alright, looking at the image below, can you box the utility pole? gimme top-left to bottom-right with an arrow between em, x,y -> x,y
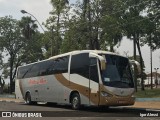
150,47 -> 153,89
150,34 -> 153,89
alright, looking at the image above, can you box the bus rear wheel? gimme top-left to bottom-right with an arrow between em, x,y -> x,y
71,93 -> 80,110
25,93 -> 32,104
25,93 -> 37,105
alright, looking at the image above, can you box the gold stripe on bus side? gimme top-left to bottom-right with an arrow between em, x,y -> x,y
55,73 -> 99,105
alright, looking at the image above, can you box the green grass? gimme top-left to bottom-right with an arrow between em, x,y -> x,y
134,88 -> 160,98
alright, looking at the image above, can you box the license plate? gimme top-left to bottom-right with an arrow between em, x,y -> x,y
118,101 -> 127,104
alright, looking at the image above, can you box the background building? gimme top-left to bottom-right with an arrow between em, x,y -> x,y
144,72 -> 160,87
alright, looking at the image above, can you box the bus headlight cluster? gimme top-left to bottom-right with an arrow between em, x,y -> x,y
101,91 -> 113,97
131,95 -> 135,100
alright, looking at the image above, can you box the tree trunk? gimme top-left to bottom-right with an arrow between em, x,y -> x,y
56,11 -> 60,55
83,0 -> 88,19
12,59 -> 20,82
136,36 -> 145,91
9,53 -> 15,94
0,76 -> 5,94
94,27 -> 100,50
87,0 -> 93,50
133,34 -> 137,92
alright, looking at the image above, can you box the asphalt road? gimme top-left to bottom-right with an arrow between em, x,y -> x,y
0,101 -> 160,120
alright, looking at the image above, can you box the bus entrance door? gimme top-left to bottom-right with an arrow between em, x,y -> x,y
89,58 -> 100,105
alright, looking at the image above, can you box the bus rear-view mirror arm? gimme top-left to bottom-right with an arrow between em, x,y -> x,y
89,53 -> 106,71
129,60 -> 141,74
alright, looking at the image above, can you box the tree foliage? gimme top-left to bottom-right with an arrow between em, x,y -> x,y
144,0 -> 160,49
0,16 -> 25,93
0,16 -> 44,93
19,16 -> 44,63
44,0 -> 69,56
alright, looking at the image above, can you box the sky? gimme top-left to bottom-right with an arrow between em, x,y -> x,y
0,0 -> 160,74
116,38 -> 160,73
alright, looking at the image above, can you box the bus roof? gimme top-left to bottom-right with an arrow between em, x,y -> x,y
18,50 -> 125,68
49,50 -> 121,59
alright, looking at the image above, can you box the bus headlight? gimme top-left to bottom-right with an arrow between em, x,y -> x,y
101,91 -> 113,97
131,95 -> 136,100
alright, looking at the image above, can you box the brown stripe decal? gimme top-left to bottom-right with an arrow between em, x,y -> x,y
55,74 -> 134,106
55,74 -> 99,105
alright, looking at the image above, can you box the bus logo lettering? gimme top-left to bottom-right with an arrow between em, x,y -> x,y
29,78 -> 47,85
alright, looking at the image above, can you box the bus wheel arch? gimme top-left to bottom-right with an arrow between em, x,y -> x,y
25,91 -> 37,105
70,91 -> 81,110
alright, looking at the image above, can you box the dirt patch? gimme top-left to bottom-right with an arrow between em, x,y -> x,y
131,101 -> 160,109
0,98 -> 24,102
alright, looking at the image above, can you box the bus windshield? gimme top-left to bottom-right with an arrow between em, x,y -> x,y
101,54 -> 134,88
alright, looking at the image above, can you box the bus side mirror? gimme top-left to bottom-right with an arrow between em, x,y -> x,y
129,60 -> 141,74
89,52 -> 106,71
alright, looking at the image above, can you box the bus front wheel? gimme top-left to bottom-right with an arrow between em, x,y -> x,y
71,93 -> 80,110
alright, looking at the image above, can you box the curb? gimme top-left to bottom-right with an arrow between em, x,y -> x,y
136,98 -> 160,102
0,94 -> 15,98
0,100 -> 24,103
113,106 -> 160,112
122,107 -> 160,111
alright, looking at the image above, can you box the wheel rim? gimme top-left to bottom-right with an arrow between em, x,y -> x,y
72,97 -> 79,109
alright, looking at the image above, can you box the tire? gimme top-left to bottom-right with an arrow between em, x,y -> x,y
25,93 -> 37,105
71,93 -> 81,110
25,93 -> 32,105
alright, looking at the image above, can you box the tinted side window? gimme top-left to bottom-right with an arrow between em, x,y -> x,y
47,56 -> 69,74
70,53 -> 89,79
38,60 -> 51,76
17,66 -> 31,79
39,56 -> 69,75
27,63 -> 40,77
17,56 -> 69,79
17,64 -> 39,79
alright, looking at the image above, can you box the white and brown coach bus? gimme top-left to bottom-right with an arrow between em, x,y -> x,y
15,50 -> 140,109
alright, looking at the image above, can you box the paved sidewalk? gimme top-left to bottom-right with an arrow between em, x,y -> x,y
131,101 -> 160,109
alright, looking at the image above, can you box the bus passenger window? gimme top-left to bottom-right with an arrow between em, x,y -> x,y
70,53 -> 89,79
